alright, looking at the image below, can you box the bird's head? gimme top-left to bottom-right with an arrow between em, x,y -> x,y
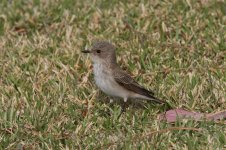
82,41 -> 117,65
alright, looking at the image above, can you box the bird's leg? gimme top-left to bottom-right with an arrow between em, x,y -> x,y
110,98 -> 114,103
118,98 -> 128,118
123,97 -> 127,103
121,97 -> 128,112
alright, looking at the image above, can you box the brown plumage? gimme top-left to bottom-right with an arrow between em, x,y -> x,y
113,67 -> 164,104
82,41 -> 165,104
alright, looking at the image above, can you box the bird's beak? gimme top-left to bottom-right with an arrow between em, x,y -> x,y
82,49 -> 91,53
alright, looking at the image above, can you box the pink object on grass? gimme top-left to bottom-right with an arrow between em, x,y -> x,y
159,109 -> 226,123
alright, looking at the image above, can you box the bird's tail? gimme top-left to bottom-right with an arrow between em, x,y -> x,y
138,87 -> 166,104
147,95 -> 166,104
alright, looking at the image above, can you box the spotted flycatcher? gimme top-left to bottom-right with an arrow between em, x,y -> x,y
82,41 -> 165,104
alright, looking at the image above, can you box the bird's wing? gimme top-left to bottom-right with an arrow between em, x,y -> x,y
113,68 -> 165,104
113,68 -> 155,97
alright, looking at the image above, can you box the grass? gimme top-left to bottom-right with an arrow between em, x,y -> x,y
0,0 -> 225,149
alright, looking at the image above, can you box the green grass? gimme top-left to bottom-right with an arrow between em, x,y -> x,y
0,0 -> 226,149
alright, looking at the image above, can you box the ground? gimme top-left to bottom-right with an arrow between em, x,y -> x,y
0,0 -> 225,149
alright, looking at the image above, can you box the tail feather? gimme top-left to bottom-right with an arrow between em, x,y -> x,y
139,87 -> 165,104
146,94 -> 165,104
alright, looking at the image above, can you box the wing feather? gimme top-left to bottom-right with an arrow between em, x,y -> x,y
113,68 -> 165,104
113,69 -> 154,97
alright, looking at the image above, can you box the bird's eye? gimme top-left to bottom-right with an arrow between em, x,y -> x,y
96,50 -> 101,53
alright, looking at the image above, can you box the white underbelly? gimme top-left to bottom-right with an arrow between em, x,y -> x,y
93,63 -> 129,98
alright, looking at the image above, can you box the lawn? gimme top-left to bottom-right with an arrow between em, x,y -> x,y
0,0 -> 225,149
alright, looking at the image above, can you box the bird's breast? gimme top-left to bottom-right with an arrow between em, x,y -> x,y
93,63 -> 129,98
93,63 -> 110,79
93,63 -> 111,90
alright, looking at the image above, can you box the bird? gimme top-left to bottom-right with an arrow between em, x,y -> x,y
82,41 -> 165,104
